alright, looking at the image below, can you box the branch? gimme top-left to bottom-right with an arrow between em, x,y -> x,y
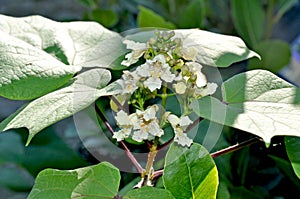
95,104 -> 144,173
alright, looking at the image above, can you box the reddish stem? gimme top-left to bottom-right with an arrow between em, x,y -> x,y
95,104 -> 144,173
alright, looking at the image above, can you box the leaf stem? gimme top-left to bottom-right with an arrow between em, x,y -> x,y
95,104 -> 144,173
152,136 -> 263,179
210,137 -> 263,158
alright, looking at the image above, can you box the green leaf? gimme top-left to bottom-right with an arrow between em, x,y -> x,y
231,0 -> 264,47
126,29 -> 260,67
191,69 -> 300,144
0,31 -> 81,100
0,69 -> 122,145
137,6 -> 176,29
178,0 -> 205,28
248,40 -> 291,73
124,186 -> 175,199
27,162 -> 120,199
0,14 -> 126,69
0,163 -> 34,191
91,9 -> 119,28
269,155 -> 300,186
163,143 -> 218,199
285,136 -> 300,178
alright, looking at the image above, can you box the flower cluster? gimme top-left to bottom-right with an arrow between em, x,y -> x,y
112,30 -> 217,147
113,105 -> 163,142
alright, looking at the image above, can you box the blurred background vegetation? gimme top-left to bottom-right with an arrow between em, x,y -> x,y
0,0 -> 300,198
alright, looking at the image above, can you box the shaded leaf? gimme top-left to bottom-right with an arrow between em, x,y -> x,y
248,40 -> 291,73
163,143 -> 218,199
191,70 -> 300,144
178,0 -> 205,28
0,163 -> 34,191
285,136 -> 300,178
231,0 -> 264,47
27,162 -> 120,199
91,9 -> 119,28
0,69 -> 122,145
137,6 -> 176,29
21,128 -> 88,176
269,155 -> 300,187
124,186 -> 175,199
0,132 -> 24,163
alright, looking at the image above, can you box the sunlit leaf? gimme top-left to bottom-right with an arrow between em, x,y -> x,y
27,162 -> 120,199
124,186 -> 175,199
0,69 -> 122,145
0,31 -> 81,100
191,70 -> 300,144
126,29 -> 260,67
0,14 -> 126,68
163,143 -> 218,199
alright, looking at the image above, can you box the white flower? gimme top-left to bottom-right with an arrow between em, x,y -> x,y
185,62 -> 207,88
174,82 -> 187,94
115,110 -> 131,127
113,105 -> 164,143
121,40 -> 147,66
174,132 -> 193,147
195,82 -> 218,97
136,54 -> 175,91
167,114 -> 193,147
113,110 -> 134,141
147,120 -> 164,137
132,128 -> 149,142
113,128 -> 131,141
143,105 -> 158,121
119,70 -> 140,94
182,47 -> 197,61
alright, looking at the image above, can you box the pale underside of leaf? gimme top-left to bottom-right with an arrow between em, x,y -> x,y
174,29 -> 260,67
0,31 -> 81,100
0,14 -> 126,68
191,70 -> 300,144
124,29 -> 260,67
0,69 -> 122,145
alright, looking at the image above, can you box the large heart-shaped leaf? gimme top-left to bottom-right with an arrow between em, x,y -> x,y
124,186 -> 175,199
0,14 -> 127,100
163,143 -> 218,199
126,29 -> 260,67
191,70 -> 300,144
0,69 -> 122,145
27,162 -> 120,199
0,31 -> 81,100
0,14 -> 126,68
